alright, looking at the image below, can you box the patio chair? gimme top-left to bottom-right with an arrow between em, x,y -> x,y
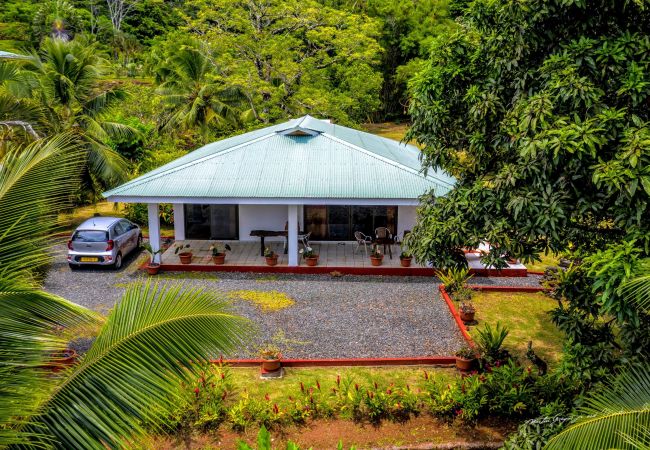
354,231 -> 372,256
375,227 -> 394,259
299,231 -> 311,249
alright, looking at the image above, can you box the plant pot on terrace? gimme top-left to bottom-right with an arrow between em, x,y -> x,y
210,242 -> 231,265
146,263 -> 161,275
264,247 -> 278,266
142,242 -> 163,275
455,346 -> 477,372
399,252 -> 412,267
369,245 -> 383,266
174,243 -> 193,264
301,247 -> 319,266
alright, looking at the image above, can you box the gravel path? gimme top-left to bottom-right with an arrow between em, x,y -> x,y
43,243 -> 542,359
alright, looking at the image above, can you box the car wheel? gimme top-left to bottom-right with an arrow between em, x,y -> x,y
69,263 -> 80,271
113,253 -> 123,270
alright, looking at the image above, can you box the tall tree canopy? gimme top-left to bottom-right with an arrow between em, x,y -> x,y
406,0 -> 650,377
181,0 -> 383,124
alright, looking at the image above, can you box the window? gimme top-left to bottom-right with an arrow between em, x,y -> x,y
304,205 -> 398,240
185,205 -> 239,240
72,230 -> 108,242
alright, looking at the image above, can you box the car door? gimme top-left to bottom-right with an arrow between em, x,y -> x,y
113,221 -> 129,254
121,220 -> 137,254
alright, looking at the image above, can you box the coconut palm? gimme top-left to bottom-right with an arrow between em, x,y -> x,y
31,38 -> 137,197
0,135 -> 250,448
155,38 -> 252,139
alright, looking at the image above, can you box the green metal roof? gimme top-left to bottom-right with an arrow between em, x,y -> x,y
103,116 -> 455,201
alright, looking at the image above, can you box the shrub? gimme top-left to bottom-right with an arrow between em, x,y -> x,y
436,267 -> 473,296
475,322 -> 510,365
124,203 -> 174,226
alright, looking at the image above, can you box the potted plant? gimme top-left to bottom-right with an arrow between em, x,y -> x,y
209,242 -> 231,265
142,242 -> 163,275
455,346 -> 476,371
300,246 -> 319,266
264,247 -> 278,266
459,301 -> 476,323
174,243 -> 192,264
399,250 -> 412,267
258,344 -> 282,371
370,244 -> 383,266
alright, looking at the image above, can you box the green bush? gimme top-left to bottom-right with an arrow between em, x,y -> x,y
436,267 -> 473,296
124,203 -> 174,226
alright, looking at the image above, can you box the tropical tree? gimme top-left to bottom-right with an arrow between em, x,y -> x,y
0,134 -> 251,447
405,0 -> 650,379
153,37 -> 252,140
182,0 -> 383,124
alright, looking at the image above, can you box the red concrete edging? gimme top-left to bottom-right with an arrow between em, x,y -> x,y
214,356 -> 456,368
439,285 -> 476,349
527,270 -> 545,276
147,263 -> 530,278
467,285 -> 548,293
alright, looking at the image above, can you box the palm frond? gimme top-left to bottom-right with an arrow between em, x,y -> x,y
621,259 -> 650,313
0,134 -> 84,277
545,366 -> 650,450
82,133 -> 129,184
25,281 -> 251,449
0,277 -> 100,447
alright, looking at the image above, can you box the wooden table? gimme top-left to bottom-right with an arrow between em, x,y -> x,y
250,230 -> 288,256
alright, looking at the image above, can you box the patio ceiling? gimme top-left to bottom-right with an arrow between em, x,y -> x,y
103,115 -> 455,204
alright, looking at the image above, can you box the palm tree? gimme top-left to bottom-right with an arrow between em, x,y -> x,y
155,38 -> 253,139
0,136 -> 250,448
545,265 -> 650,450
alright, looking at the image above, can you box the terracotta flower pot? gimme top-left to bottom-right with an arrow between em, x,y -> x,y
261,358 -> 281,372
212,254 -> 226,265
460,311 -> 475,323
400,257 -> 412,267
179,252 -> 193,264
305,256 -> 319,266
146,263 -> 161,275
455,356 -> 475,372
265,255 -> 278,266
370,255 -> 383,266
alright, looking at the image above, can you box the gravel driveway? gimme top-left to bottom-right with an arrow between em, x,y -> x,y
43,243 -> 542,359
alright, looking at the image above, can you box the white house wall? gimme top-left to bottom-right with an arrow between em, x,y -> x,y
238,204 -> 288,242
397,205 -> 417,239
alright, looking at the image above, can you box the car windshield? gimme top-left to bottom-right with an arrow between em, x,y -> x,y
73,230 -> 108,242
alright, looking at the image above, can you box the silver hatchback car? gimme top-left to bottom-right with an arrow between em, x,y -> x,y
67,217 -> 142,270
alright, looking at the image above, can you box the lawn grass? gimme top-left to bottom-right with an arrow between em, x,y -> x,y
363,122 -> 410,141
525,252 -> 561,272
467,291 -> 564,367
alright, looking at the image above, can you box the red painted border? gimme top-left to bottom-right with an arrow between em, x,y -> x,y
214,356 -> 456,367
527,270 -> 545,276
148,263 -> 528,278
467,285 -> 547,293
439,285 -> 476,349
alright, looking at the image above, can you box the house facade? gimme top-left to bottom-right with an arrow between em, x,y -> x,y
103,115 -> 454,266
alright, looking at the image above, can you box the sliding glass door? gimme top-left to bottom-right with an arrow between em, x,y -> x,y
304,205 -> 397,240
184,205 -> 239,240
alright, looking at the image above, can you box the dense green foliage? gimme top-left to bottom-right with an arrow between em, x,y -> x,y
406,0 -> 650,446
406,0 -> 650,374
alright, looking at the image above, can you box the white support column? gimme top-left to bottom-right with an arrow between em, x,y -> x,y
298,204 -> 304,230
288,204 -> 299,266
147,203 -> 161,264
172,203 -> 185,241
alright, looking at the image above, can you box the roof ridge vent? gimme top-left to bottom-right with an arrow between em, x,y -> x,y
278,126 -> 321,137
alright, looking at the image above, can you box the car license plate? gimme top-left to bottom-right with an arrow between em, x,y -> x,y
80,257 -> 99,262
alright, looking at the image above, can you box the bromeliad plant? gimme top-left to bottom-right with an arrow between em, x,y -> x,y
436,267 -> 473,296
